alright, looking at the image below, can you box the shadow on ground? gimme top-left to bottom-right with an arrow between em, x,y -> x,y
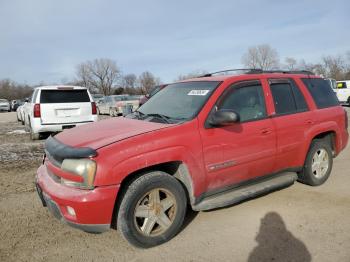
248,212 -> 311,262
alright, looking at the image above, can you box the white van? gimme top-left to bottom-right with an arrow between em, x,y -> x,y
334,80 -> 350,105
24,86 -> 98,140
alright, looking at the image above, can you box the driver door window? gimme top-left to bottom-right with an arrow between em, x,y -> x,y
217,82 -> 267,122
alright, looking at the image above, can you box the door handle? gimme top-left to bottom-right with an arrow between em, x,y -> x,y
306,119 -> 314,125
261,128 -> 272,135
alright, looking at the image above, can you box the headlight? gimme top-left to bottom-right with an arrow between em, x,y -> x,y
61,159 -> 97,189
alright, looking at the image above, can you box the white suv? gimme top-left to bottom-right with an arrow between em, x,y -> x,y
335,80 -> 350,105
24,86 -> 98,140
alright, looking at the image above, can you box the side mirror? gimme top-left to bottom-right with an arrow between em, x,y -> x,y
209,109 -> 239,126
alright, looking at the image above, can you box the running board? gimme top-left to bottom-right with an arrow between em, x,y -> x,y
193,172 -> 298,211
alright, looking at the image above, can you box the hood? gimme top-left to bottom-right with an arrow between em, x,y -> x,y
55,117 -> 171,149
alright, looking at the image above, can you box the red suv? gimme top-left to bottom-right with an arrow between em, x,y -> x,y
36,70 -> 348,248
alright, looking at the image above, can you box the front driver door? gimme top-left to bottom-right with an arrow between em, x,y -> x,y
199,80 -> 277,192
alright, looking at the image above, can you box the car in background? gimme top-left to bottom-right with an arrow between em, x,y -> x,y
92,94 -> 104,103
97,95 -> 126,115
23,86 -> 98,140
0,99 -> 10,112
15,101 -> 25,123
11,100 -> 23,112
17,104 -> 24,123
335,80 -> 350,105
109,95 -> 141,116
139,85 -> 167,106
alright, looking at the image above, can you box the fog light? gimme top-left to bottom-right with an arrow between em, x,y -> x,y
66,206 -> 76,217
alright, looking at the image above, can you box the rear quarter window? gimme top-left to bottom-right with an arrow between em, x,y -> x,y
301,78 -> 339,108
40,90 -> 90,103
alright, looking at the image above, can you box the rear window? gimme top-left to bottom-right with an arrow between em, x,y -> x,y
337,82 -> 347,89
40,90 -> 90,103
301,78 -> 339,108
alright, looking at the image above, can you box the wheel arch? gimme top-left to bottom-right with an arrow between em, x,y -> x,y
301,128 -> 337,168
110,161 -> 195,229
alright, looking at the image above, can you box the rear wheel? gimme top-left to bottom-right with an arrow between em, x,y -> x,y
109,108 -> 114,117
117,171 -> 187,248
28,118 -> 40,140
298,139 -> 333,186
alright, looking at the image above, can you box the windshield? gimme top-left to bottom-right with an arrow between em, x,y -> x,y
137,81 -> 220,122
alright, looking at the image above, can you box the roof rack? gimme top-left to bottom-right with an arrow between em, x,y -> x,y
258,70 -> 315,75
200,69 -> 261,77
200,69 -> 314,77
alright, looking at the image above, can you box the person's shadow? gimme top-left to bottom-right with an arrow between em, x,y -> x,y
248,212 -> 311,262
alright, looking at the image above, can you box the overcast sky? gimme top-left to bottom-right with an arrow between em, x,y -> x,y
1,0 -> 349,84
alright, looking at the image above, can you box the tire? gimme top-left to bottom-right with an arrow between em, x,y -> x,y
298,139 -> 333,186
24,117 -> 30,132
117,171 -> 187,248
109,109 -> 114,117
28,119 -> 40,140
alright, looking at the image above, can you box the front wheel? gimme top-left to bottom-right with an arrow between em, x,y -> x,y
117,171 -> 187,248
298,140 -> 333,186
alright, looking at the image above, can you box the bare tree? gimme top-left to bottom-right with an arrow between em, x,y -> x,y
322,55 -> 346,80
76,58 -> 121,95
284,57 -> 297,70
138,71 -> 160,94
175,70 -> 208,81
0,79 -> 33,100
241,44 -> 279,70
122,73 -> 137,89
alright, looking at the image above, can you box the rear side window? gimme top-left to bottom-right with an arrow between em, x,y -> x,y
302,78 -> 339,108
40,90 -> 90,103
269,80 -> 308,115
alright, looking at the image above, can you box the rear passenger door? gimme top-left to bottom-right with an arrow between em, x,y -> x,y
268,78 -> 313,171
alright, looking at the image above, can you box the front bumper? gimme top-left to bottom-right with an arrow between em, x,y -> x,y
36,164 -> 120,233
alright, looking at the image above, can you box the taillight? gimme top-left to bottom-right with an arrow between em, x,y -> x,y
91,102 -> 97,115
34,104 -> 41,118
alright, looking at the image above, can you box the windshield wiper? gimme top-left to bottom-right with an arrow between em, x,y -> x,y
144,113 -> 172,123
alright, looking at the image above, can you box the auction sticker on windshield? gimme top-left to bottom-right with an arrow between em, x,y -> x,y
187,90 -> 210,96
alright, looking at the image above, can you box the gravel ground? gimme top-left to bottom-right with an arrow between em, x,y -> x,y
0,110 -> 349,262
